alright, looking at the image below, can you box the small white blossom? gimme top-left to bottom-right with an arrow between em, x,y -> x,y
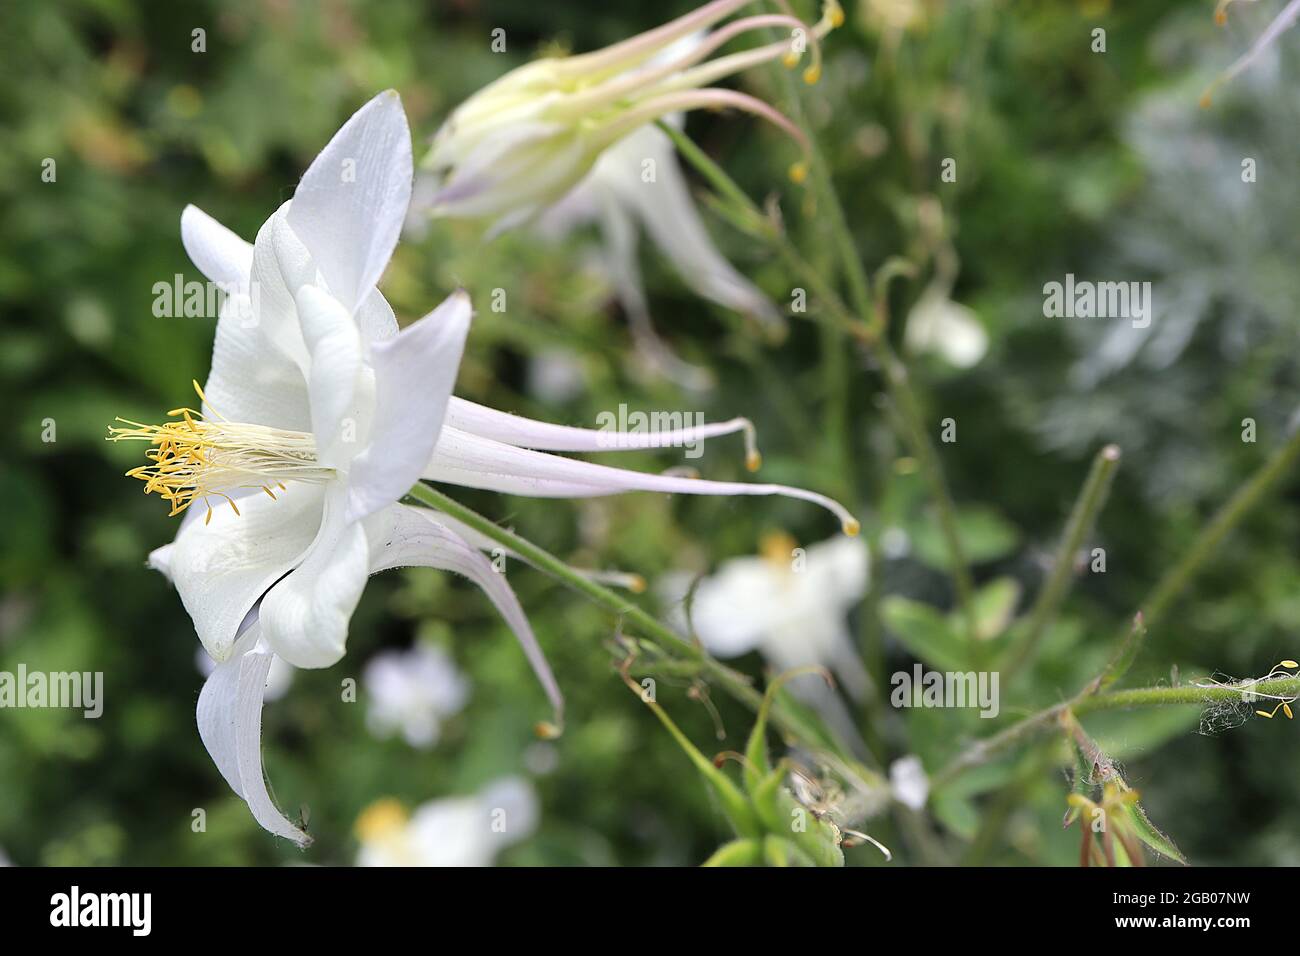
363,644 -> 470,749
355,778 -> 537,867
889,755 -> 929,811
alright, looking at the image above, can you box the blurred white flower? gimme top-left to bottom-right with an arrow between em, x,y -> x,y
420,0 -> 844,231
536,119 -> 782,389
363,644 -> 470,749
355,777 -> 538,867
903,285 -> 987,369
525,348 -> 588,405
889,755 -> 929,810
0,847 -> 11,867
661,531 -> 871,736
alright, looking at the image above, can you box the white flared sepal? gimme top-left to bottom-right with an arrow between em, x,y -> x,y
371,504 -> 563,727
196,626 -> 310,846
346,291 -> 473,522
287,90 -> 413,313
180,204 -> 254,291
599,125 -> 782,327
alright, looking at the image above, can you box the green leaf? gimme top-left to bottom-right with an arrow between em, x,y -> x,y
1122,801 -> 1187,865
882,596 -> 971,671
701,838 -> 763,867
931,790 -> 981,840
966,576 -> 1022,641
912,505 -> 1019,570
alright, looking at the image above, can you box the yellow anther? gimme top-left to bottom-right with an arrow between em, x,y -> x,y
789,161 -> 809,184
534,721 -> 563,740
107,384 -> 328,517
782,50 -> 800,69
1280,660 -> 1299,669
803,65 -> 822,85
826,0 -> 845,29
842,517 -> 861,537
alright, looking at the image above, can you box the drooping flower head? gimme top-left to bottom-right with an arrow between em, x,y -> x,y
422,0 -> 845,231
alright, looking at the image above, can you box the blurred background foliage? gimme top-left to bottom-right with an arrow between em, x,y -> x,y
3,0 -> 1300,865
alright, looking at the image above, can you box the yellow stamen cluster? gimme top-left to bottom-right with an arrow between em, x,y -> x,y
108,382 -> 329,523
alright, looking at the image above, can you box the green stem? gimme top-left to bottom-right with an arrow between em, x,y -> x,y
1004,444 -> 1121,678
932,675 -> 1300,791
404,482 -> 883,785
1134,426 -> 1300,632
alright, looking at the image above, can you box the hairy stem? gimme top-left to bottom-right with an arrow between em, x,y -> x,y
932,675 -> 1300,790
1134,425 -> 1300,632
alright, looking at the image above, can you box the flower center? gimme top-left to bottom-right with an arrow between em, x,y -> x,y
108,381 -> 331,523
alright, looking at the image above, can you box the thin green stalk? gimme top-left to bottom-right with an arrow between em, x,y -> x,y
931,675 -> 1300,790
1004,444 -> 1121,678
1134,425 -> 1300,632
404,482 -> 884,786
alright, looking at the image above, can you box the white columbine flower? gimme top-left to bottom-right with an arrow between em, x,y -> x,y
113,91 -> 856,845
355,777 -> 537,867
663,531 -> 870,702
421,0 -> 844,232
364,643 -> 470,748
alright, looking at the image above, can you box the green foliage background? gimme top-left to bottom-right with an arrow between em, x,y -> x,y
2,0 -> 1299,865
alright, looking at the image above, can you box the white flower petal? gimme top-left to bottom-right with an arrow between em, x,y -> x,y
164,483 -> 326,662
445,397 -> 750,453
286,90 -> 412,313
294,285 -> 364,466
346,291 -> 472,523
196,625 -> 310,845
180,204 -> 253,290
357,287 -> 399,342
424,426 -> 858,532
371,505 -> 563,725
598,125 -> 781,326
258,485 -> 378,668
904,288 -> 988,369
889,755 -> 930,811
200,206 -> 314,432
